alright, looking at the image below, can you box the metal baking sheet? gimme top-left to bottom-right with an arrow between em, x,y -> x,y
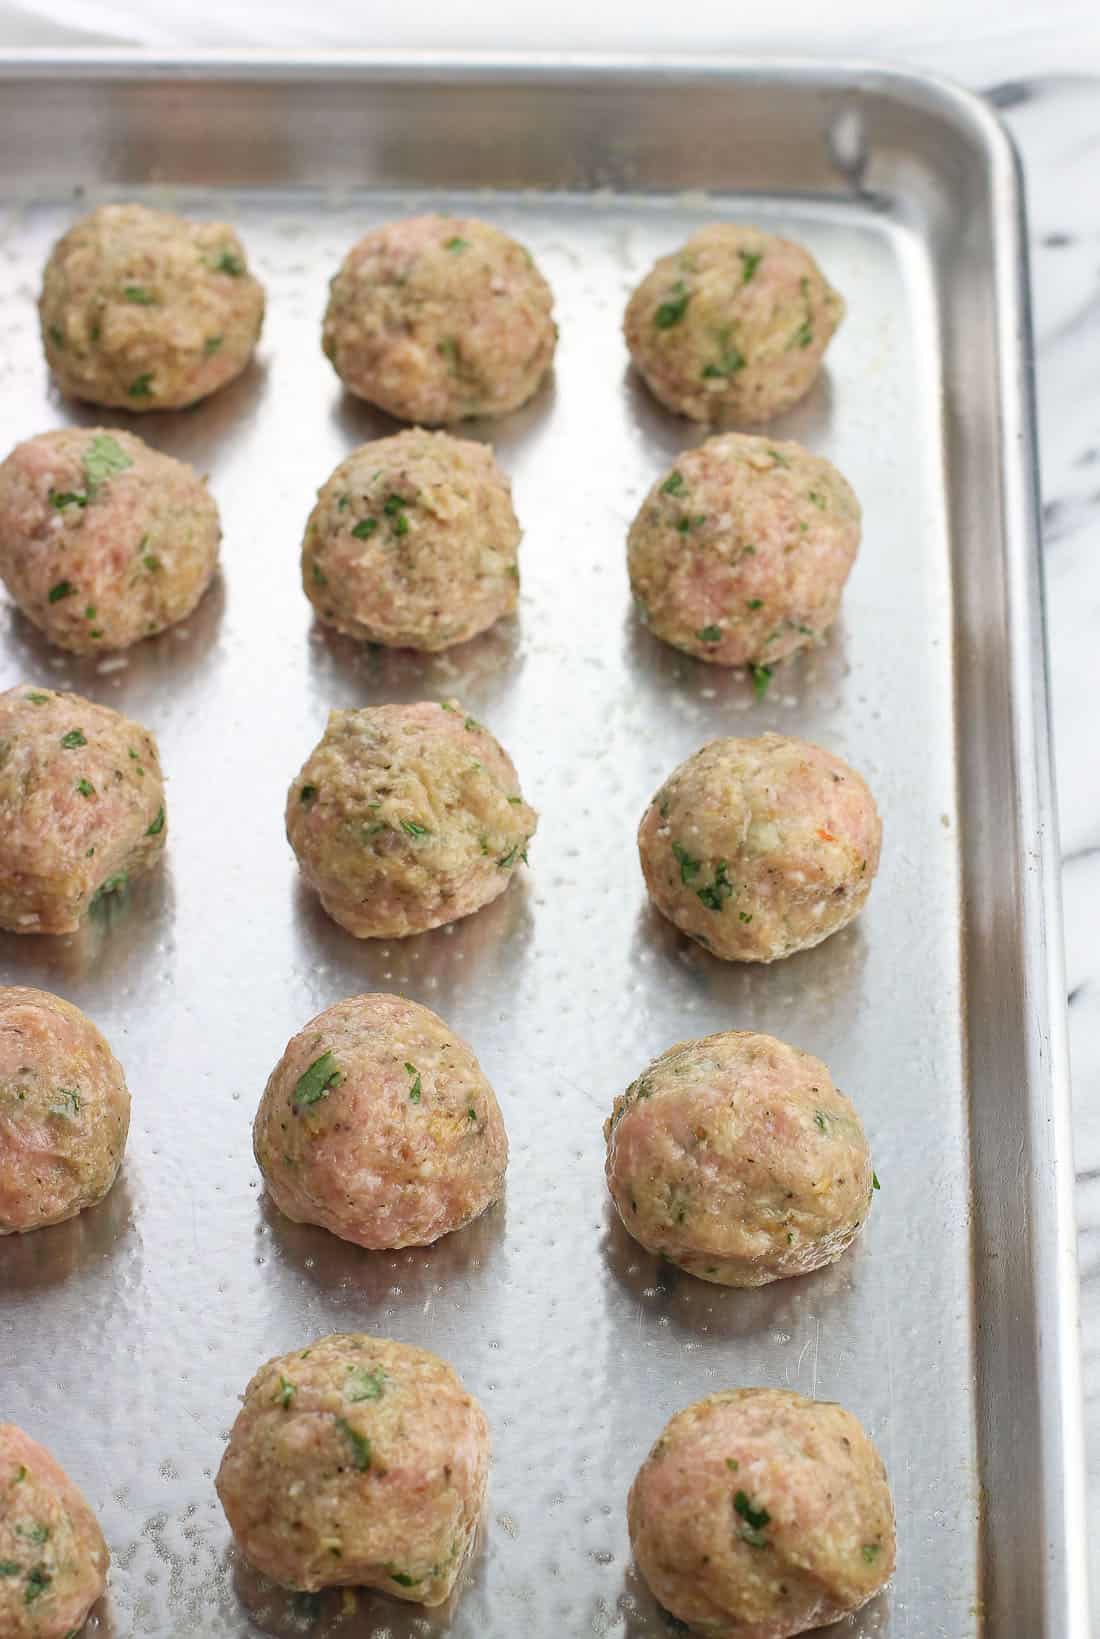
0,53 -> 1087,1639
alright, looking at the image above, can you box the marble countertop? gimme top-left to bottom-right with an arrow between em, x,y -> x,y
1,0 -> 1098,1621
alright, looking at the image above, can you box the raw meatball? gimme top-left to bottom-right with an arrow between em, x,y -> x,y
0,1424 -> 109,1638
638,733 -> 881,962
255,993 -> 507,1249
302,429 -> 520,651
624,225 -> 844,424
628,435 -> 859,668
0,986 -> 130,1235
629,1389 -> 893,1637
0,427 -> 219,653
604,1031 -> 872,1286
216,1333 -> 489,1604
39,202 -> 264,411
322,215 -> 556,423
0,684 -> 167,935
286,700 -> 536,939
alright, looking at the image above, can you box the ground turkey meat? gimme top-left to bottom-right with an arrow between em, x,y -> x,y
628,1388 -> 895,1637
322,215 -> 556,423
604,1031 -> 873,1286
286,700 -> 536,939
628,434 -> 859,668
302,429 -> 520,651
0,427 -> 219,653
624,224 -> 843,424
39,202 -> 264,411
216,1333 -> 489,1606
0,684 -> 167,934
0,986 -> 130,1235
638,733 -> 881,962
254,993 -> 507,1249
0,1423 -> 109,1639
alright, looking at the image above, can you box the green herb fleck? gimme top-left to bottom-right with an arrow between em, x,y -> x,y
696,625 -> 722,643
48,580 -> 74,604
203,334 -> 223,354
0,1561 -> 19,1575
734,1490 -> 771,1547
60,729 -> 86,749
347,1366 -> 385,1402
752,664 -> 773,701
814,1110 -> 830,1132
124,284 -> 155,304
401,819 -> 430,839
85,606 -> 96,620
702,344 -> 745,380
214,250 -> 245,276
49,488 -> 86,511
47,323 -> 65,349
128,372 -> 154,399
392,510 -> 410,537
50,1088 -> 82,1117
872,1172 -> 881,1191
300,785 -> 318,806
507,794 -> 523,804
276,1376 -> 296,1408
389,1569 -> 420,1587
25,1566 -> 51,1604
792,319 -> 814,348
405,1063 -> 422,1103
661,471 -> 685,496
383,494 -> 411,516
767,448 -> 790,468
726,1458 -> 739,1472
444,236 -> 469,252
808,490 -> 826,510
143,553 -> 162,573
91,873 -> 127,906
739,911 -> 753,923
25,692 -> 48,705
76,778 -> 95,798
746,598 -> 763,610
310,559 -> 328,587
697,860 -> 733,912
335,1418 -> 372,1471
655,282 -> 690,329
467,1107 -> 477,1122
862,1543 -> 881,1563
464,716 -> 481,733
351,516 -> 378,539
671,842 -> 701,884
497,843 -> 521,868
293,1051 -> 341,1110
739,249 -> 762,283
146,806 -> 165,837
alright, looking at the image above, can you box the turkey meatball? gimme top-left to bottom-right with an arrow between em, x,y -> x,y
302,429 -> 520,651
638,733 -> 880,962
286,700 -> 536,939
322,215 -> 556,423
254,993 -> 507,1249
0,684 -> 167,934
0,986 -> 130,1235
39,202 -> 264,411
0,1424 -> 109,1639
0,427 -> 219,653
628,435 -> 859,668
628,1389 -> 895,1637
604,1031 -> 872,1286
624,225 -> 843,424
216,1333 -> 489,1605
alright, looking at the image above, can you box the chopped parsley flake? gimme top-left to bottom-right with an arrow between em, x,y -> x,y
24,1566 -> 51,1604
464,716 -> 481,732
49,488 -> 86,510
752,663 -> 773,701
767,448 -> 790,468
792,319 -> 814,348
76,778 -> 95,798
405,1063 -> 422,1103
389,1569 -> 419,1587
814,1110 -> 830,1132
47,323 -> 64,348
671,842 -> 700,884
809,490 -> 826,509
702,345 -> 745,379
467,1107 -> 477,1122
739,249 -> 762,283
124,284 -> 155,304
383,494 -> 411,516
746,598 -> 763,610
203,335 -> 223,354
299,785 -> 318,806
347,1366 -> 385,1402
862,1543 -> 881,1563
497,843 -> 521,868
145,806 -> 165,837
401,819 -> 430,839
60,729 -> 86,749
738,911 -> 753,923
507,794 -> 523,804
214,250 -> 245,276
91,872 -> 127,905
25,692 -> 48,705
293,1051 -> 341,1110
392,510 -> 410,536
143,554 -> 162,573
872,1172 -> 881,1191
444,237 -> 469,252
734,1490 -> 771,1547
276,1376 -> 296,1408
697,860 -> 733,912
696,625 -> 722,643
335,1418 -> 372,1471
311,559 -> 328,586
661,471 -> 685,495
128,372 -> 154,399
48,580 -> 75,604
726,1458 -> 739,1472
655,282 -> 690,329
351,517 -> 378,539
0,1560 -> 18,1574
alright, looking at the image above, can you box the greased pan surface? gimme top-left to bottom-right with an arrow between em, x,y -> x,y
0,54 -> 1086,1639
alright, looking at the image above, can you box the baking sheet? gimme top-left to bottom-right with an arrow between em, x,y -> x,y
0,55 -> 1085,1639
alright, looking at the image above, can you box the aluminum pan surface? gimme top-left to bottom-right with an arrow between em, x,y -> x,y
0,56 -> 1080,1639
